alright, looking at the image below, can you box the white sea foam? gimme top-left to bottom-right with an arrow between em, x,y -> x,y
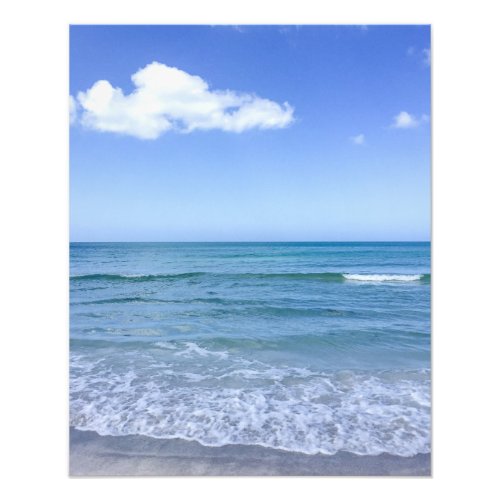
153,341 -> 177,350
343,274 -> 423,282
70,351 -> 430,457
217,366 -> 315,382
175,342 -> 229,360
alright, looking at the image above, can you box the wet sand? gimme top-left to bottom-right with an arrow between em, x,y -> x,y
69,428 -> 431,476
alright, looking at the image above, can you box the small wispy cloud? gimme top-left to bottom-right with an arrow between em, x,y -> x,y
350,133 -> 365,145
391,111 -> 429,129
71,62 -> 294,140
278,26 -> 301,39
422,48 -> 431,66
407,46 -> 431,67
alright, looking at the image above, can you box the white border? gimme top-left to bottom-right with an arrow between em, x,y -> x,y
2,0 -> 500,498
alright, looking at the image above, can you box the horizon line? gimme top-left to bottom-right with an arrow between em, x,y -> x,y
70,240 -> 431,244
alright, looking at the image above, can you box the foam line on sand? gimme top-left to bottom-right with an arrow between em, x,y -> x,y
69,428 -> 431,476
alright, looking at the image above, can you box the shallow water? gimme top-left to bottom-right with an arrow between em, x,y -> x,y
70,242 -> 430,456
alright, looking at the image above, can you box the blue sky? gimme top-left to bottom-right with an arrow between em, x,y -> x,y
70,25 -> 430,241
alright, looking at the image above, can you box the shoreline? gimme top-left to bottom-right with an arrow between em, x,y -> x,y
69,428 -> 431,476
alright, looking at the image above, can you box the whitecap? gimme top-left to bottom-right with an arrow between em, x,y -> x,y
343,274 -> 423,282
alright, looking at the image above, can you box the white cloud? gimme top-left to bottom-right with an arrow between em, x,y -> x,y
391,111 -> 429,129
73,62 -> 294,139
422,48 -> 431,66
393,111 -> 418,128
350,133 -> 365,145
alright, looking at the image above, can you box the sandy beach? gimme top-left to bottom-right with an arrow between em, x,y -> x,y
70,428 -> 431,476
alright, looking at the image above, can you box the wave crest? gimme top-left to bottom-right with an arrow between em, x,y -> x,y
343,274 -> 428,282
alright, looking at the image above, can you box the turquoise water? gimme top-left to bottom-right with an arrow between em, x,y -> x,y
70,242 -> 431,456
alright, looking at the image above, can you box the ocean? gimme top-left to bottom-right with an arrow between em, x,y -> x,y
70,242 -> 431,457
